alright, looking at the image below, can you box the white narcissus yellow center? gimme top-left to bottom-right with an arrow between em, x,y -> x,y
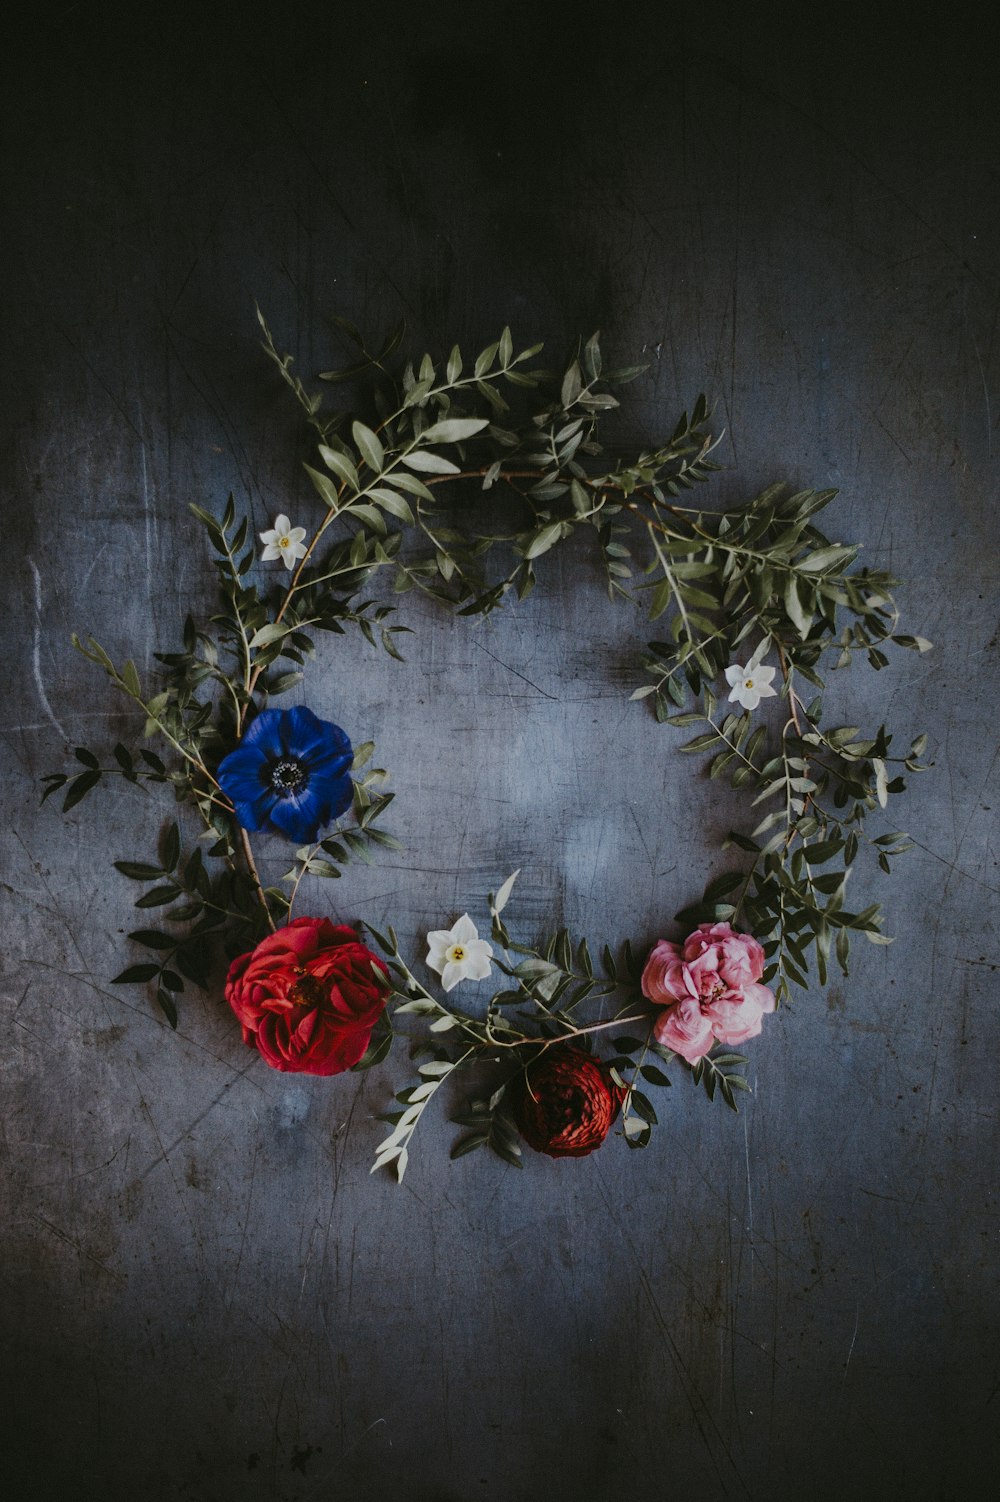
724,646 -> 779,712
259,513 -> 308,571
426,913 -> 494,993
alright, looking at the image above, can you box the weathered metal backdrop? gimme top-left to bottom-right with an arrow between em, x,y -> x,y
3,6 -> 998,1500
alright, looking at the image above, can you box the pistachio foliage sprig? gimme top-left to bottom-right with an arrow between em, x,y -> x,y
627,488 -> 933,1003
257,309 -> 720,619
254,311 -> 929,1008
44,307 -> 927,1131
48,619 -> 399,1029
365,875 -> 750,1180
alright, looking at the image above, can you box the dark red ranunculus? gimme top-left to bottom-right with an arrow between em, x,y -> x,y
224,917 -> 389,1075
510,1047 -> 624,1159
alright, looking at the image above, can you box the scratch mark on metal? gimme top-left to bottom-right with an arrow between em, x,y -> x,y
475,639 -> 560,700
843,1307 -> 861,1384
137,1058 -> 259,1183
594,1171 -> 753,1498
28,557 -> 67,740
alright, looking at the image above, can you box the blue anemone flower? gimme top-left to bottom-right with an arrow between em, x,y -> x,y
217,706 -> 353,844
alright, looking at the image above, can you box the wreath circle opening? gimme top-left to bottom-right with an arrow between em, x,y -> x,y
49,311 -> 931,1180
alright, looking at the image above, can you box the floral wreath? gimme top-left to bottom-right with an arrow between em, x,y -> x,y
45,311 -> 930,1178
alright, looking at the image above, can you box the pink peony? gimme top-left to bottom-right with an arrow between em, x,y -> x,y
641,922 -> 775,1064
654,995 -> 716,1064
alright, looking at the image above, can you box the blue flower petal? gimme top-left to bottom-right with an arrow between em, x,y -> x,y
217,745 -> 266,792
233,789 -> 276,833
219,706 -> 357,843
217,746 -> 271,830
324,771 -> 355,820
240,709 -> 285,760
268,787 -> 325,843
305,748 -> 353,782
287,706 -> 352,764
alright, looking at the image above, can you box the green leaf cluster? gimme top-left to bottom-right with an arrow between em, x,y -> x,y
44,309 -> 928,1176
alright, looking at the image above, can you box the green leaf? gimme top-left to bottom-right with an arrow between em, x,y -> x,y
62,770 -> 101,811
135,885 -> 181,909
318,444 -> 359,492
400,449 -> 460,475
352,420 -> 385,473
352,1027 -> 393,1071
188,502 -> 223,538
680,732 -> 718,753
798,544 -> 858,572
114,860 -> 165,880
128,928 -> 175,949
72,634 -> 114,673
156,987 -> 178,1029
629,1090 -> 658,1126
368,487 -> 414,523
421,418 -> 489,444
892,634 -> 933,653
352,740 -> 375,770
451,1131 -> 490,1159
403,376 -> 434,408
561,361 -> 583,407
249,622 -> 291,649
492,869 -> 520,916
112,963 -> 160,984
385,470 -> 435,501
474,342 -> 499,377
303,462 -> 342,510
514,957 -> 561,983
491,1136 -> 523,1168
163,822 -> 180,870
121,660 -> 142,697
802,839 -> 844,865
524,523 -> 563,560
783,577 -> 813,638
348,503 -> 386,534
267,671 -> 303,696
623,1116 -> 651,1147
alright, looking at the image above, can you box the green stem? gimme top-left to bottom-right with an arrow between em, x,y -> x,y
240,828 -> 276,931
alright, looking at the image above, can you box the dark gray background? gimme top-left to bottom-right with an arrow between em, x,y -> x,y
3,5 -> 998,1499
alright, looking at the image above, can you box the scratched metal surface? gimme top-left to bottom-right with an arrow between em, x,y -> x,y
3,8 -> 998,1500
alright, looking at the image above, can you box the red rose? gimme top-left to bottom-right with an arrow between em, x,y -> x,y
510,1047 -> 624,1159
224,917 -> 389,1076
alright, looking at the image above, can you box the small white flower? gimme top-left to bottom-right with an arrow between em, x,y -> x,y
724,644 -> 778,711
260,514 -> 307,571
426,913 -> 494,993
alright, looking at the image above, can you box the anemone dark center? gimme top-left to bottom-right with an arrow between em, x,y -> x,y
269,757 -> 307,794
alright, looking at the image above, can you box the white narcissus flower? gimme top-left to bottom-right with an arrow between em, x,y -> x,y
724,643 -> 778,711
260,514 -> 307,571
426,913 -> 494,993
